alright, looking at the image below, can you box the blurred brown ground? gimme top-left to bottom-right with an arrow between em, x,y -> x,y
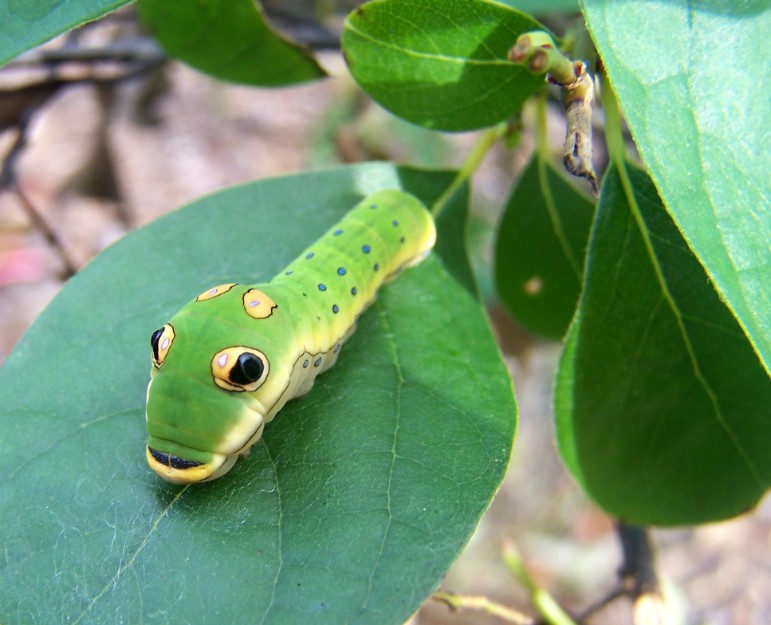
0,53 -> 768,625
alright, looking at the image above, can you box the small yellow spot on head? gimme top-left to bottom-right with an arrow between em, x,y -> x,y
523,276 -> 543,296
243,289 -> 277,319
196,283 -> 237,301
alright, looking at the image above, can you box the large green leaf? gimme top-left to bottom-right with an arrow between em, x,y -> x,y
137,0 -> 325,86
556,163 -> 771,526
582,0 -> 771,375
0,164 -> 516,624
495,156 -> 595,339
342,0 -> 546,131
0,0 -> 128,67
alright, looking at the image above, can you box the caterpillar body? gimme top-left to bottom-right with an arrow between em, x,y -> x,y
146,190 -> 436,483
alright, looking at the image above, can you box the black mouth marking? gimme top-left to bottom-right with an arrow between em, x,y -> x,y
148,447 -> 204,470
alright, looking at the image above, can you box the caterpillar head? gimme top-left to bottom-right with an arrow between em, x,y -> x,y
144,288 -> 280,484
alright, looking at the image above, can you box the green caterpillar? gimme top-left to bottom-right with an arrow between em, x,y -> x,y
146,190 -> 436,483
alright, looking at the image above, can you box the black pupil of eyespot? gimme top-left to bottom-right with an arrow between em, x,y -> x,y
230,353 -> 264,385
150,328 -> 164,360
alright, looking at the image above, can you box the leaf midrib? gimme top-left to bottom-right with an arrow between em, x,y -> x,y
345,22 -> 512,67
616,162 -> 764,489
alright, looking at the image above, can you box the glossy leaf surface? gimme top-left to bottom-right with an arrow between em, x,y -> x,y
343,0 -> 546,131
556,163 -> 771,525
495,156 -> 595,339
0,164 -> 516,624
583,0 -> 771,374
0,0 -> 127,67
137,0 -> 325,86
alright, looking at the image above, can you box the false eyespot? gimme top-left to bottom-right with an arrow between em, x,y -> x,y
211,346 -> 270,392
196,283 -> 237,301
150,324 -> 175,368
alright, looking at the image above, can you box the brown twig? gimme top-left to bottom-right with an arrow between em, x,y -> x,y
554,62 -> 597,195
617,524 -> 659,592
433,591 -> 535,625
13,185 -> 79,279
0,89 -> 78,277
509,31 -> 598,194
0,115 -> 32,188
8,39 -> 166,70
0,83 -> 79,278
0,31 -> 170,270
615,522 -> 673,625
573,586 -> 629,622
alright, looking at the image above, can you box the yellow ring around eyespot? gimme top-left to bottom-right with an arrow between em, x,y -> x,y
153,324 -> 176,368
211,346 -> 270,393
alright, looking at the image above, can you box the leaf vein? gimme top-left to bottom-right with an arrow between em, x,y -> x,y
71,485 -> 190,625
351,302 -> 402,621
618,165 -> 765,488
346,22 -> 511,67
257,441 -> 284,624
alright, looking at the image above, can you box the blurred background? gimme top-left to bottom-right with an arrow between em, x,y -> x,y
0,6 -> 768,625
